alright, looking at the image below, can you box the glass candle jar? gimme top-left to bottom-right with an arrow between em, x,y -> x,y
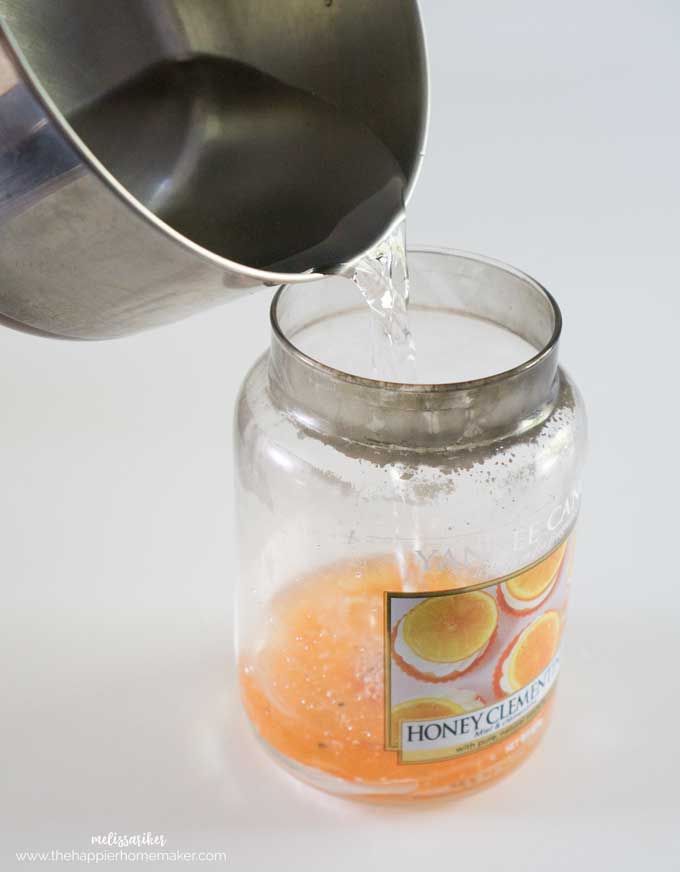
235,249 -> 587,802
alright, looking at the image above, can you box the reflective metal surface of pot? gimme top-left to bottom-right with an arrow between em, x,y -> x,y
0,1 -> 428,338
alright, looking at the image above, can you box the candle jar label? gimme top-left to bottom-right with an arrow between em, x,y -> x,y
385,537 -> 572,763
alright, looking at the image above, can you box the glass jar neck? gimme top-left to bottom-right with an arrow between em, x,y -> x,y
268,249 -> 562,453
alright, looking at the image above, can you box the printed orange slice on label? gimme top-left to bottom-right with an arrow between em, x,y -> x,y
391,698 -> 465,743
505,543 -> 566,603
402,591 -> 498,663
494,610 -> 561,695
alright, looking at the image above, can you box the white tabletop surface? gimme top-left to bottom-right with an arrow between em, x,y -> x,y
2,1 -> 679,868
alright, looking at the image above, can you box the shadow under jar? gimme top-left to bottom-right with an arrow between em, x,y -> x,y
235,249 -> 587,802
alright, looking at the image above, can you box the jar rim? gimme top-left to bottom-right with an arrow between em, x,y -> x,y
270,246 -> 562,394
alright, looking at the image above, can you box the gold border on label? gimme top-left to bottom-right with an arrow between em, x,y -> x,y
383,533 -> 572,756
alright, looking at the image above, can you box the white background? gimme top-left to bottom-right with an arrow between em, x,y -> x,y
2,1 -> 679,868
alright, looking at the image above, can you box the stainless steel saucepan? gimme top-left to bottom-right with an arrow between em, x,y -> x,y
0,0 -> 428,339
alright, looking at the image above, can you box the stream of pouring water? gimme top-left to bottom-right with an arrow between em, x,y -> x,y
351,222 -> 418,384
350,221 -> 419,589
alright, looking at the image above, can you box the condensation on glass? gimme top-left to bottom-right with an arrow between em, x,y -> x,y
235,250 -> 587,801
